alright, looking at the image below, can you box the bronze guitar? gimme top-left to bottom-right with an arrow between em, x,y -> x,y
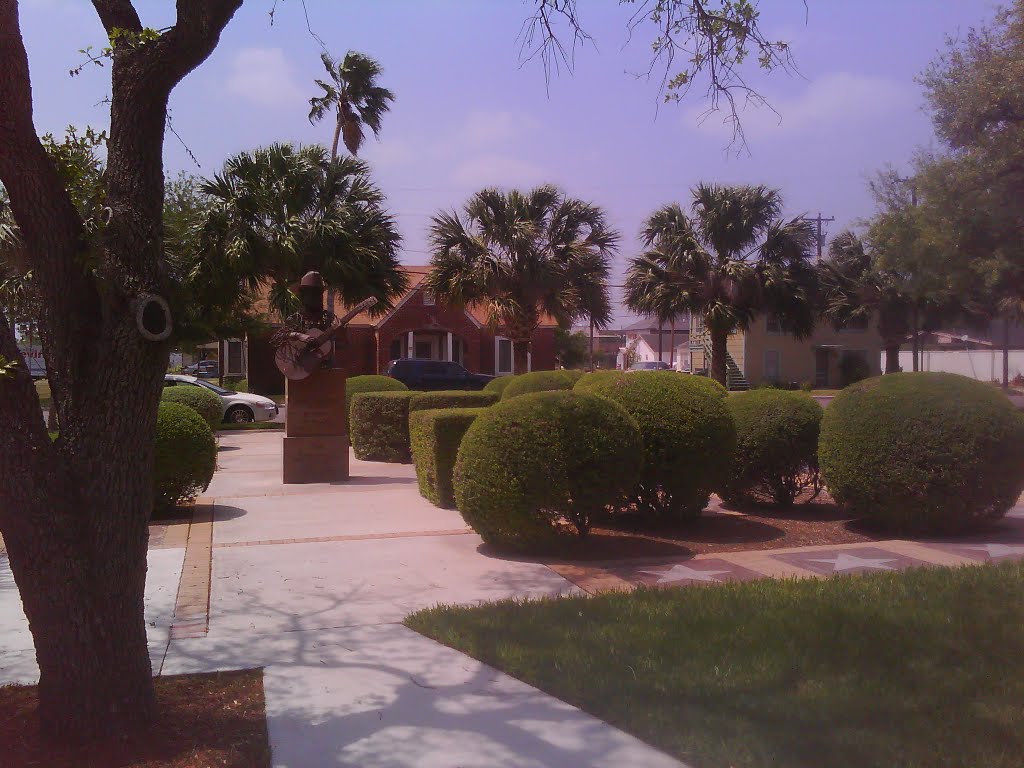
275,297 -> 377,380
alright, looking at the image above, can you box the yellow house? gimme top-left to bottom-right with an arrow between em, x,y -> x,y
689,312 -> 883,390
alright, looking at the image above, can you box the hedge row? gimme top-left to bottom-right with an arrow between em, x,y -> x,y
161,385 -> 222,430
501,370 -> 579,400
350,391 -> 419,462
409,391 -> 498,412
345,375 -> 408,432
410,407 -> 486,508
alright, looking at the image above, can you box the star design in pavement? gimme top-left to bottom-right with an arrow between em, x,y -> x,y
639,564 -> 732,584
962,543 -> 1024,558
807,553 -> 898,573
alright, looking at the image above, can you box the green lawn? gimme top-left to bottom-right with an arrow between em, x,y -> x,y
407,562 -> 1024,768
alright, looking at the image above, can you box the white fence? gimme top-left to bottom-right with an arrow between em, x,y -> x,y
892,350 -> 1024,383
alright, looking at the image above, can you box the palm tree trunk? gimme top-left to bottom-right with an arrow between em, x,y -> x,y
669,319 -> 676,369
884,343 -> 901,374
331,114 -> 343,159
1003,317 -> 1010,392
657,320 -> 664,363
710,325 -> 728,387
513,340 -> 530,375
588,318 -> 594,372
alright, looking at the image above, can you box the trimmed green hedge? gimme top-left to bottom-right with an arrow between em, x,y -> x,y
346,375 -> 408,432
501,370 -> 577,400
685,374 -> 728,399
409,390 -> 499,413
454,391 -> 643,552
561,369 -> 585,384
483,376 -> 516,395
154,401 -> 216,512
350,390 -> 419,462
410,407 -> 485,508
573,370 -> 624,393
161,384 -> 222,430
579,370 -> 736,519
819,372 -> 1024,534
724,389 -> 823,507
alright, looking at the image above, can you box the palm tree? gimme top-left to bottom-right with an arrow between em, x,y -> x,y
309,51 -> 395,158
426,185 -> 618,374
194,143 -> 406,320
818,230 -> 913,374
625,184 -> 818,387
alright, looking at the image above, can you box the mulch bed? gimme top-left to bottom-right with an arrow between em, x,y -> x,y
0,669 -> 271,768
534,492 -> 884,563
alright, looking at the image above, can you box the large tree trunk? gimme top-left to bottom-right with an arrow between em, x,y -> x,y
709,324 -> 728,387
0,0 -> 242,743
883,343 -> 901,374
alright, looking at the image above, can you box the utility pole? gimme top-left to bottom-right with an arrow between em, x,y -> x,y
800,212 -> 835,263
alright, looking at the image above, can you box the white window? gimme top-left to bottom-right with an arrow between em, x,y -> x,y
496,338 -> 513,375
226,339 -> 245,376
423,291 -> 435,306
764,350 -> 781,381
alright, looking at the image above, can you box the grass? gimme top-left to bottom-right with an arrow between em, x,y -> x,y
407,562 -> 1024,768
217,421 -> 284,431
0,668 -> 270,767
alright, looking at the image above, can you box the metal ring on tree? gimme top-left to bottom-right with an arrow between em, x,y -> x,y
135,294 -> 173,342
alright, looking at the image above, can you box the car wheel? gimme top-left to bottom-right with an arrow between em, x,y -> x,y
225,405 -> 254,424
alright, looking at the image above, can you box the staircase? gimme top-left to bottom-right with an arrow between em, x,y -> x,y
701,340 -> 750,391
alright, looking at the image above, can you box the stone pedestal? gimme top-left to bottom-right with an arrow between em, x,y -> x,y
283,368 -> 350,483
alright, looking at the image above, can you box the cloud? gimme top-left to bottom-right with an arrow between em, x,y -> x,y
461,110 -> 541,146
686,72 -> 910,140
225,48 -> 304,108
451,154 -> 548,188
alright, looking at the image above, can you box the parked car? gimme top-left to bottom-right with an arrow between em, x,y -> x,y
164,374 -> 278,423
182,360 -> 219,378
385,359 -> 493,391
628,361 -> 673,371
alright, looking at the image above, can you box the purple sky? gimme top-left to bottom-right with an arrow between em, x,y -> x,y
17,0 -> 999,321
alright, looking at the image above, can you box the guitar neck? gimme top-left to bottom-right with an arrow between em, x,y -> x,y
308,297 -> 378,345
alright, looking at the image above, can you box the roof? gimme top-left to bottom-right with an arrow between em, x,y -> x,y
337,265 -> 559,329
919,322 -> 1024,349
623,315 -> 690,333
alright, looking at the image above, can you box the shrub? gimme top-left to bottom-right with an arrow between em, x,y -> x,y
819,372 -> 1024,534
573,369 -> 625,393
580,370 -> 736,519
561,369 -> 585,384
350,390 -> 419,462
501,370 -> 577,400
683,373 -> 728,399
724,389 -> 823,507
410,408 -> 485,508
224,377 -> 248,393
483,375 -> 515,395
154,401 -> 216,512
454,391 -> 643,551
409,391 -> 499,413
161,385 -> 222,430
346,375 -> 408,432
839,353 -> 872,388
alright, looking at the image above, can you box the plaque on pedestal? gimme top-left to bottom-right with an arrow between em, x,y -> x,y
285,368 -> 347,438
283,434 -> 350,484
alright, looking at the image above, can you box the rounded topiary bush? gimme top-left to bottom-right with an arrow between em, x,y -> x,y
161,384 -> 223,430
483,375 -> 516,395
560,369 -> 585,384
501,370 -> 577,400
819,372 -> 1024,534
346,375 -> 408,432
581,370 -> 736,519
154,401 -> 216,512
685,374 -> 728,399
724,389 -> 823,507
454,390 -> 643,552
573,369 -> 624,393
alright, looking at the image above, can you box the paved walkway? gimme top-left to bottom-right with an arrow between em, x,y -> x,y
2,429 -> 1023,767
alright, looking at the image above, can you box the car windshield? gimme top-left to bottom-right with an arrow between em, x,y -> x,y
194,380 -> 235,396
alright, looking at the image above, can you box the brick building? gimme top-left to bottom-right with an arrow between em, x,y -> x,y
245,266 -> 558,395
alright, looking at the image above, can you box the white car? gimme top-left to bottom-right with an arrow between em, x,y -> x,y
163,374 -> 279,423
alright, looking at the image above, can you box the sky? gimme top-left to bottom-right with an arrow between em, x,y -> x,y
16,0 -> 1001,322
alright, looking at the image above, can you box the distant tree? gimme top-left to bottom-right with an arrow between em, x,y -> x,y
555,327 -> 589,368
625,184 -> 817,387
426,185 -> 617,374
195,143 -> 406,320
309,51 -> 395,158
912,0 -> 1024,387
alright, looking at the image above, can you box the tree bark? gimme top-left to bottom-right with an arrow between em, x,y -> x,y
710,324 -> 728,387
331,111 -> 343,159
669,319 -> 676,369
0,0 -> 242,743
657,320 -> 664,363
883,343 -> 901,374
588,318 -> 594,372
911,306 -> 920,372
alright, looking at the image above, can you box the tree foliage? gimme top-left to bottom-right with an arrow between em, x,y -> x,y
308,50 -> 395,158
426,185 -> 617,374
625,184 -> 817,386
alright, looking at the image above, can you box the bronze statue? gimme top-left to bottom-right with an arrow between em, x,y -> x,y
272,271 -> 376,380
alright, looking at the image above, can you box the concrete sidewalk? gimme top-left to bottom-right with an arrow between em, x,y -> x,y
163,430 -> 686,767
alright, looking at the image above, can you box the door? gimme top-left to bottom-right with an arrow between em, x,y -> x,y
496,338 -> 513,376
814,348 -> 830,388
